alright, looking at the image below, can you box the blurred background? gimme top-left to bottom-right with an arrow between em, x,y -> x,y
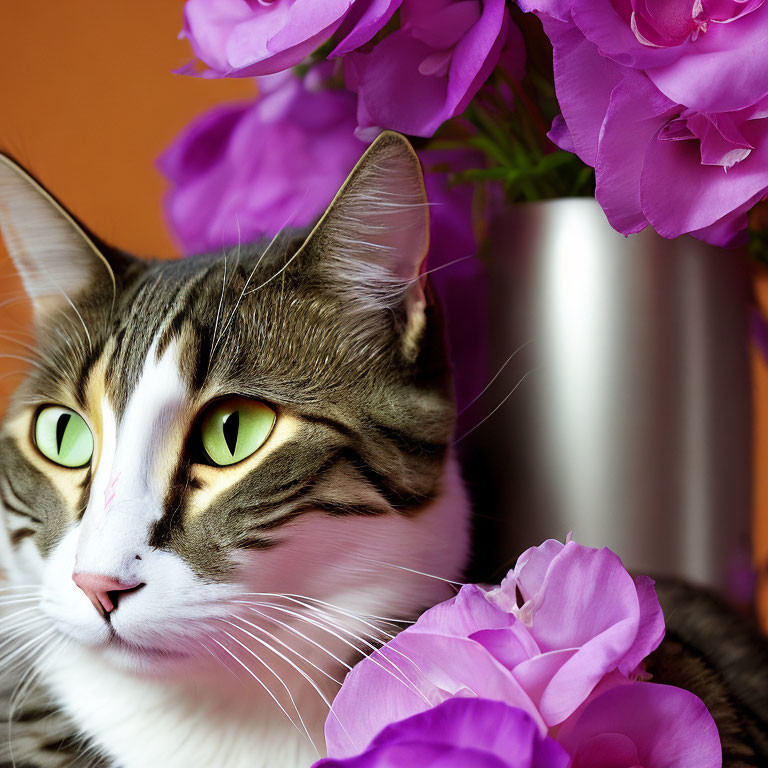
1,3 -> 767,624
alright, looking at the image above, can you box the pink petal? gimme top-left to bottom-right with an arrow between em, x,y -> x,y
640,114 -> 768,237
346,30 -> 452,136
325,633 -> 544,758
445,0 -> 509,117
331,0 -> 403,56
511,649 -> 578,710
571,733 -> 642,768
470,626 -> 541,669
547,19 -> 624,167
618,576 -> 665,675
570,0 -> 693,69
595,70 -> 676,235
559,682 -> 722,768
647,4 -> 768,112
413,584 -> 516,638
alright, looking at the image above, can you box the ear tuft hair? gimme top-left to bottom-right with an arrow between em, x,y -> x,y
297,132 -> 430,351
0,154 -> 116,321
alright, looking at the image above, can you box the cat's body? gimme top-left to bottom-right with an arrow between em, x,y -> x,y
0,135 -> 470,767
0,134 -> 767,768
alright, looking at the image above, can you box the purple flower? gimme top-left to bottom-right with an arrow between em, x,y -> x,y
314,698 -> 569,768
487,538 -> 666,724
345,0 -> 513,137
324,539 -> 666,757
180,0 -> 402,78
559,682 -> 722,768
520,0 -> 768,112
541,16 -> 768,246
324,538 -> 720,767
157,69 -> 365,254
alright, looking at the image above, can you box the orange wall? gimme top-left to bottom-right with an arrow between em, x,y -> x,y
0,2 -> 253,406
754,269 -> 768,627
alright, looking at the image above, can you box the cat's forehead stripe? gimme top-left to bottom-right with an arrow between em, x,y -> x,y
99,260 -> 212,415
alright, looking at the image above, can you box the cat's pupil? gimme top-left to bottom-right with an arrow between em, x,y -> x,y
222,410 -> 240,456
56,413 -> 71,454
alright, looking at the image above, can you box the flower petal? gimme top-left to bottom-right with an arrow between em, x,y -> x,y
547,19 -> 624,166
647,3 -> 768,111
559,682 -> 722,768
594,70 -> 675,235
640,114 -> 768,237
325,633 -> 544,758
330,0 -> 404,57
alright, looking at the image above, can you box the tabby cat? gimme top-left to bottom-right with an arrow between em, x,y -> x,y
0,132 -> 766,768
0,133 -> 469,767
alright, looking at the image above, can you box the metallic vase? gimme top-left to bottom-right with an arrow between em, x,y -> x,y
461,198 -> 753,601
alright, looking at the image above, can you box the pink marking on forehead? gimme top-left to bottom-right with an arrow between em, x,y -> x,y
104,470 -> 121,512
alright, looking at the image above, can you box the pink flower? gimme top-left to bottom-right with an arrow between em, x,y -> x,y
324,539 -> 667,756
181,0 -> 402,78
488,539 -> 666,724
559,682 -> 722,768
540,15 -> 768,246
519,0 -> 768,112
324,538 -> 720,767
344,0 -> 512,137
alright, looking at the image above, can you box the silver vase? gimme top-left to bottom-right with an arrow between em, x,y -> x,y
461,198 -> 753,602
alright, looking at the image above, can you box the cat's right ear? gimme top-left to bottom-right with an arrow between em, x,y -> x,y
0,154 -> 117,321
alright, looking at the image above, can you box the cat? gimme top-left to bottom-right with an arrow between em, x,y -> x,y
0,132 -> 470,768
1,131 -> 768,768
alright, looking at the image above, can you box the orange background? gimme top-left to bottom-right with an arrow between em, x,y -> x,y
754,270 -> 768,626
0,1 -> 252,405
1,3 -> 768,623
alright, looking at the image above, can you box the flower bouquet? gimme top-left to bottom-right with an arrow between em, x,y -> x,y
165,0 -> 768,255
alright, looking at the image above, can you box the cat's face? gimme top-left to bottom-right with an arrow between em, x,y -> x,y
0,134 -> 469,676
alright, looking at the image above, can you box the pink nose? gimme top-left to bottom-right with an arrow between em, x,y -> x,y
72,572 -> 142,616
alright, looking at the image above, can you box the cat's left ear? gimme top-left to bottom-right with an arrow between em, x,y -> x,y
0,154 -> 117,321
299,131 -> 430,354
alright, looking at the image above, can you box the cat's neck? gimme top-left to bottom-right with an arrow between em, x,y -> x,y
43,643 -> 328,768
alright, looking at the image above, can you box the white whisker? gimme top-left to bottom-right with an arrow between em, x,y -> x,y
0,626 -> 56,675
236,600 -> 430,707
230,612 -> 344,685
453,368 -> 538,445
356,558 -> 465,587
222,619 -> 350,754
212,631 -> 316,754
211,226 -> 280,359
0,597 -> 41,607
241,604 -> 353,672
457,339 -> 532,416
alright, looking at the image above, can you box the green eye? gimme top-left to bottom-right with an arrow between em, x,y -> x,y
200,398 -> 276,467
34,406 -> 93,468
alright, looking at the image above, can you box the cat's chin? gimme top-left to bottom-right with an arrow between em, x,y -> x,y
62,629 -> 201,676
101,644 -> 195,676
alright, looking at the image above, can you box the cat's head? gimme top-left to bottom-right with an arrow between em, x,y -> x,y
0,133 -> 469,675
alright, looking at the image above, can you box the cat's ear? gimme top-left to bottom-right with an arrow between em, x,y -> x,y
299,131 -> 430,352
0,154 -> 116,321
